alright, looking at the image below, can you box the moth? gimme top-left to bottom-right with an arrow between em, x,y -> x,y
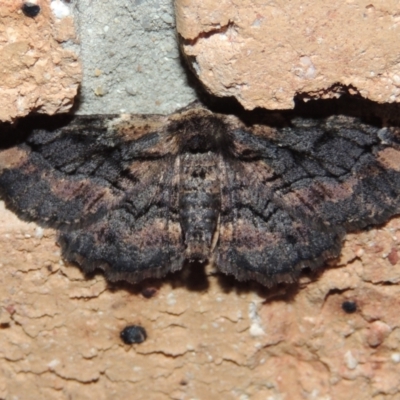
1,102 -> 400,286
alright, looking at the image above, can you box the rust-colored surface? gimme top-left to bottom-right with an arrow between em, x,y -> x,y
0,0 -> 81,122
176,0 -> 400,110
1,202 -> 400,399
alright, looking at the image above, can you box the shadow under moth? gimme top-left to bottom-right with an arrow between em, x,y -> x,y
0,102 -> 400,286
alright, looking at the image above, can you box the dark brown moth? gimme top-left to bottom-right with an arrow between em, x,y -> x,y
1,102 -> 400,286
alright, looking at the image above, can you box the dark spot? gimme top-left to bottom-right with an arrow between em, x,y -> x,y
0,322 -> 10,329
286,234 -> 297,245
22,2 -> 41,18
120,325 -> 147,344
183,259 -> 209,291
342,300 -> 357,314
141,286 -> 158,298
179,379 -> 188,386
191,169 -> 206,179
46,264 -> 53,272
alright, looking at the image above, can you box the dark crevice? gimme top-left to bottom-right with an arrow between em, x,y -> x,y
179,21 -> 236,46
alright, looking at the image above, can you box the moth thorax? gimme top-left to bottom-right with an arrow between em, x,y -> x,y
179,152 -> 221,260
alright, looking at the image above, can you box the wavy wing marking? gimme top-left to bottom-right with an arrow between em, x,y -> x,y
215,116 -> 400,285
0,114 -> 184,281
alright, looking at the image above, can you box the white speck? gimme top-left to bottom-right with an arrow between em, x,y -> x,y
103,25 -> 110,33
50,0 -> 70,19
298,56 -> 317,79
88,348 -> 97,357
47,359 -> 60,369
167,292 -> 176,306
393,74 -> 400,85
293,56 -> 317,79
34,227 -> 44,239
192,60 -> 201,76
16,96 -> 26,113
252,18 -> 263,27
344,350 -> 358,369
248,302 -> 265,337
391,353 -> 400,363
24,234 -> 31,238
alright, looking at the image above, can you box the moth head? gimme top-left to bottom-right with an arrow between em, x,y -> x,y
170,114 -> 229,153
